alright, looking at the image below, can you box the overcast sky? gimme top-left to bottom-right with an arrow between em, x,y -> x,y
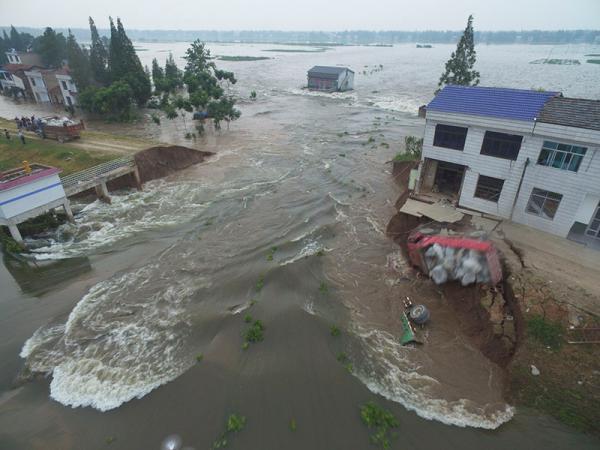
2,0 -> 599,31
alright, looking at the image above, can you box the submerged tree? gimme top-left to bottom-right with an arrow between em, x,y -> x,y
163,53 -> 183,91
151,57 -> 165,92
437,15 -> 480,91
161,40 -> 240,133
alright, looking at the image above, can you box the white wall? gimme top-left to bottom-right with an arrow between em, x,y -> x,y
56,74 -> 77,106
0,174 -> 66,219
24,71 -> 50,103
422,111 -> 600,237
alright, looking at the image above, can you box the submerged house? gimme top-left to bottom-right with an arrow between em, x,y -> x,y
307,66 -> 354,92
416,85 -> 600,248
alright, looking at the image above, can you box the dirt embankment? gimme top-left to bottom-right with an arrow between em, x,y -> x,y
101,145 -> 213,191
134,145 -> 214,183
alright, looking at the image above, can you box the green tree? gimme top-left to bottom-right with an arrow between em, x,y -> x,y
163,53 -> 183,91
66,30 -> 92,90
32,27 -> 67,68
9,25 -> 25,51
437,15 -> 480,90
108,18 -> 151,105
151,57 -> 165,93
89,17 -> 109,85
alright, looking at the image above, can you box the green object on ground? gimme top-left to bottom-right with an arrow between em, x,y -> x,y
400,312 -> 415,345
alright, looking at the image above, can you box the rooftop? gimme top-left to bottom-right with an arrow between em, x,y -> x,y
537,96 -> 600,132
308,66 -> 353,78
0,164 -> 60,192
427,85 -> 560,122
0,63 -> 38,73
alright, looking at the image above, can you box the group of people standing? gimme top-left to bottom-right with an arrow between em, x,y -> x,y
15,115 -> 44,132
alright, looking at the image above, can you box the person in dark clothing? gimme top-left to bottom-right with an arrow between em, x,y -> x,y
4,129 -> 10,140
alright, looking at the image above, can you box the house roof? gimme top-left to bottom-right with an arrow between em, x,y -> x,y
1,63 -> 38,73
537,96 -> 600,132
427,85 -> 560,122
308,66 -> 353,79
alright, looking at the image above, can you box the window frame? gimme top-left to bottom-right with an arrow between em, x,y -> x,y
433,124 -> 468,151
525,188 -> 563,220
480,130 -> 523,161
537,140 -> 587,172
474,175 -> 505,203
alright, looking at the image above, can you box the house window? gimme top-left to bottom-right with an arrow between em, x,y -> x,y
474,175 -> 504,202
433,124 -> 468,150
61,80 -> 68,90
526,188 -> 563,220
30,77 -> 36,86
537,140 -> 587,172
480,131 -> 523,160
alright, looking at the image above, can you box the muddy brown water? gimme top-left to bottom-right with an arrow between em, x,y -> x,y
1,43 -> 600,449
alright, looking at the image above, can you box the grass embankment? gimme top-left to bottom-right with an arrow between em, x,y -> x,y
506,273 -> 600,434
0,117 -> 141,175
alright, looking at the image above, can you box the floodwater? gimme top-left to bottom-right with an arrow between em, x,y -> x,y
1,43 -> 599,449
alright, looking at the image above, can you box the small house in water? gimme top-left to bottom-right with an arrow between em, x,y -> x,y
307,66 -> 354,92
416,85 -> 600,249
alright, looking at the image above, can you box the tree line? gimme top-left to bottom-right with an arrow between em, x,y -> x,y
3,27 -> 598,46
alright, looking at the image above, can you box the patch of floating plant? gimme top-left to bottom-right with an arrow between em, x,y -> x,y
216,56 -> 272,61
530,58 -> 580,65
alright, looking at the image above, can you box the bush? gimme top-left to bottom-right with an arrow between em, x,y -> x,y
527,315 -> 563,350
79,81 -> 135,121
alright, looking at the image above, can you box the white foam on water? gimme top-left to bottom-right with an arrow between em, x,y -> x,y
30,180 -> 211,260
288,88 -> 358,103
279,240 -> 323,266
22,263 -> 208,411
368,95 -> 422,115
352,325 -> 514,429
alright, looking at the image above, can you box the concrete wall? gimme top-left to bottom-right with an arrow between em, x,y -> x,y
0,174 -> 66,220
421,110 -> 600,237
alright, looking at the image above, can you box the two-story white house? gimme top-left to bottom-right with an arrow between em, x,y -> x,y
55,68 -> 77,107
416,85 -> 600,249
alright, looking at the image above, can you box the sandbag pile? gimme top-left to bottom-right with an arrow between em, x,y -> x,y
424,243 -> 491,286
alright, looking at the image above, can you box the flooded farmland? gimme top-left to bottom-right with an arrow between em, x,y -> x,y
1,42 -> 599,449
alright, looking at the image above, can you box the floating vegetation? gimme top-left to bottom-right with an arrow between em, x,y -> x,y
196,353 -> 204,362
105,436 -> 116,445
263,48 -> 327,53
361,64 -> 384,75
530,58 -> 580,65
250,90 -> 257,100
217,55 -> 271,61
339,153 -> 346,157
360,402 -> 400,449
256,274 -> 265,291
213,413 -> 247,448
319,281 -> 329,294
330,325 -> 341,337
336,352 -> 352,372
266,246 -> 278,261
416,44 -> 433,48
587,59 -> 600,65
244,314 -> 253,323
289,418 -> 297,432
245,320 -> 265,343
316,249 -> 325,257
585,53 -> 600,56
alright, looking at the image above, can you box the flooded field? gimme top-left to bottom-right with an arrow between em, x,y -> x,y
1,43 -> 599,449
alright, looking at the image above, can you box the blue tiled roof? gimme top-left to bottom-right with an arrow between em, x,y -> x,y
427,85 -> 561,122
